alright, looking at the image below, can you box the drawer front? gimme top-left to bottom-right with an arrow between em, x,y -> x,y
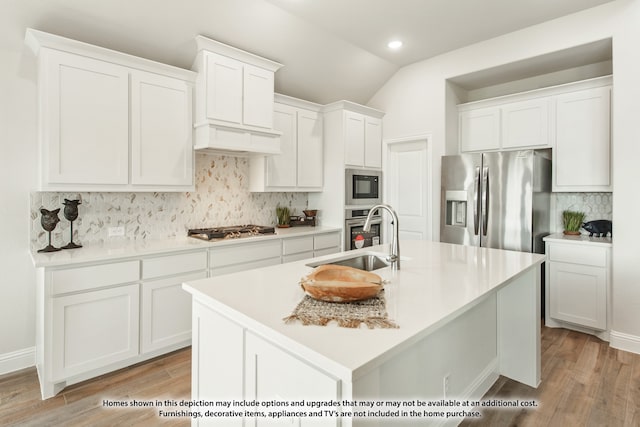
51,260 -> 140,295
210,257 -> 281,276
314,232 -> 341,250
282,236 -> 313,255
209,240 -> 281,268
142,251 -> 207,280
314,247 -> 340,258
548,243 -> 608,267
282,252 -> 313,264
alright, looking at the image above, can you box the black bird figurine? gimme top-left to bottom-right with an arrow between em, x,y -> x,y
38,208 -> 62,253
61,199 -> 82,249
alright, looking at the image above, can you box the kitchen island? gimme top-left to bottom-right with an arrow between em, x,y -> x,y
183,240 -> 544,426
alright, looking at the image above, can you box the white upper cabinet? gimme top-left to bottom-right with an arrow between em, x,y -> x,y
340,107 -> 384,169
250,95 -> 323,192
554,86 -> 611,192
25,28 -> 196,192
459,97 -> 550,152
345,111 -> 365,166
192,36 -> 283,155
243,64 -> 275,129
296,109 -> 323,188
41,49 -> 130,186
131,71 -> 193,187
457,76 -> 612,192
459,106 -> 501,152
364,116 -> 383,168
501,98 -> 550,149
204,52 -> 243,125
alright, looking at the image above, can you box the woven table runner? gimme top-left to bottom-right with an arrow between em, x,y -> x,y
283,291 -> 399,329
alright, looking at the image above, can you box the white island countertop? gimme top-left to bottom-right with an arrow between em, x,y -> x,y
183,240 -> 544,382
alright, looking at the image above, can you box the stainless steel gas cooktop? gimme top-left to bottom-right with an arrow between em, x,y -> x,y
187,225 -> 276,241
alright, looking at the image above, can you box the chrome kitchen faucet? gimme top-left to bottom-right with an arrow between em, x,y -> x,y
364,204 -> 400,270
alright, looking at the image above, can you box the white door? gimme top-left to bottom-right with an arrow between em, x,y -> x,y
385,138 -> 430,241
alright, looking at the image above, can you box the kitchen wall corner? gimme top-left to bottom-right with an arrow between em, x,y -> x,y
29,153 -> 308,250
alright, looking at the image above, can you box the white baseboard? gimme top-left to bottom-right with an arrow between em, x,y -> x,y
610,330 -> 640,355
0,347 -> 36,375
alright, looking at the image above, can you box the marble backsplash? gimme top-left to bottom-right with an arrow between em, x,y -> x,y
30,153 -> 308,250
552,192 -> 612,233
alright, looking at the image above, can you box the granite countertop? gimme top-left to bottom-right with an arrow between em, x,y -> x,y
30,226 -> 342,268
543,232 -> 612,247
183,240 -> 544,380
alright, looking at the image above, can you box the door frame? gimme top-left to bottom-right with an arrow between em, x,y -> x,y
383,134 -> 433,242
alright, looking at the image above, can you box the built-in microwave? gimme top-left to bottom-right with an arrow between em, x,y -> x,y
345,169 -> 382,206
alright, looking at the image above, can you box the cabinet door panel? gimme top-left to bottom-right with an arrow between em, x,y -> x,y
205,53 -> 243,124
297,110 -> 323,187
44,49 -> 129,185
501,98 -> 550,149
141,271 -> 205,353
243,64 -> 274,128
459,107 -> 500,152
364,117 -> 382,168
266,103 -> 297,187
131,71 -> 193,186
344,111 -> 365,167
549,262 -> 606,330
192,302 -> 243,427
554,87 -> 611,191
52,284 -> 139,380
245,332 -> 340,427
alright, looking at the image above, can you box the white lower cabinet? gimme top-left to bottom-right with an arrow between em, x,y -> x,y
52,284 -> 139,381
313,232 -> 342,257
141,270 -> 206,354
37,250 -> 207,399
192,302 -> 339,427
245,332 -> 340,427
545,237 -> 611,334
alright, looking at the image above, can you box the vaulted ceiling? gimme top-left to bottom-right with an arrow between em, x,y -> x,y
5,0 -> 615,104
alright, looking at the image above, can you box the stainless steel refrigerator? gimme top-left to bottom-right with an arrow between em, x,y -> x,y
440,150 -> 551,254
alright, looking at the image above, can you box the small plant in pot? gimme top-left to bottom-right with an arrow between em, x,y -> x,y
276,205 -> 291,228
562,210 -> 585,235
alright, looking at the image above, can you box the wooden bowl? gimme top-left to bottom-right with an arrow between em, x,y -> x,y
300,265 -> 383,302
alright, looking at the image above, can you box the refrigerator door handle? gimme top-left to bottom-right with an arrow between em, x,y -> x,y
473,167 -> 480,235
482,166 -> 489,236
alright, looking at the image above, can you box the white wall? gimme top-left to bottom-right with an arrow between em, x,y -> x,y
0,45 -> 39,360
368,0 -> 640,350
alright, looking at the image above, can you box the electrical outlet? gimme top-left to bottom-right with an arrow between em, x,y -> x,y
443,374 -> 450,398
108,226 -> 125,237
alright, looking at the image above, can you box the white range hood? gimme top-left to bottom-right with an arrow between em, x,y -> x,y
192,36 -> 283,156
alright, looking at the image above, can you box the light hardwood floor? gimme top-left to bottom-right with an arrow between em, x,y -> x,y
1,327 -> 639,426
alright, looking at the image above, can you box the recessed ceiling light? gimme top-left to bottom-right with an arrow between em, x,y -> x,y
387,40 -> 403,50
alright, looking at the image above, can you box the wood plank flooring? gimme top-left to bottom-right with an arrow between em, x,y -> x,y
0,349 -> 191,426
460,326 -> 640,426
1,326 -> 639,426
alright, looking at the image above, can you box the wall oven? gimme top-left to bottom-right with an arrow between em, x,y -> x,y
345,169 -> 382,206
345,208 -> 382,250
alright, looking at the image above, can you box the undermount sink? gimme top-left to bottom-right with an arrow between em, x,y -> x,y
307,253 -> 390,272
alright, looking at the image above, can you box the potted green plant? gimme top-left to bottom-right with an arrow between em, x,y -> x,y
562,210 -> 585,235
276,205 -> 291,228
